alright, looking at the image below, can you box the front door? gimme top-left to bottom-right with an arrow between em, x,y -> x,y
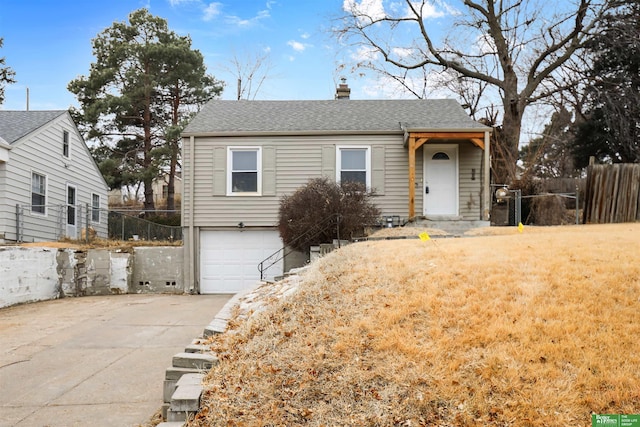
423,145 -> 458,216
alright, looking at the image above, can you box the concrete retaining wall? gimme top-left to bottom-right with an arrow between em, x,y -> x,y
0,246 -> 184,309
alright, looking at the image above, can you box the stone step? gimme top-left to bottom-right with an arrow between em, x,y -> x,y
156,422 -> 184,427
172,352 -> 218,370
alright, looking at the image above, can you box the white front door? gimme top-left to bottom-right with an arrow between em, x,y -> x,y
200,230 -> 283,294
423,145 -> 458,216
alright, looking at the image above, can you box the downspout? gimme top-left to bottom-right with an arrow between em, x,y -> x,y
188,135 -> 196,293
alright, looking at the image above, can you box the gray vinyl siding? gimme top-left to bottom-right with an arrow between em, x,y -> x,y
0,113 -> 108,242
183,135 -> 484,228
458,142 -> 483,220
184,134 -> 415,228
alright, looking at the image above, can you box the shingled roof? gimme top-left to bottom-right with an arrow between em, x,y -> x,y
0,110 -> 67,144
183,99 -> 489,135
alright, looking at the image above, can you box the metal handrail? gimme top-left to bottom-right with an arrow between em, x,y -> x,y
258,213 -> 342,280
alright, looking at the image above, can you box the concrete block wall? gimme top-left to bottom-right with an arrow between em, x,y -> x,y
131,247 -> 183,294
0,246 -> 185,308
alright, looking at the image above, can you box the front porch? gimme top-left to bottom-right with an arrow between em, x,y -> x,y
404,130 -> 492,222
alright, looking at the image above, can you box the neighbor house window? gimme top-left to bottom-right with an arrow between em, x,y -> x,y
67,185 -> 76,226
227,147 -> 261,195
31,172 -> 46,214
91,193 -> 100,223
336,146 -> 371,188
63,130 -> 69,158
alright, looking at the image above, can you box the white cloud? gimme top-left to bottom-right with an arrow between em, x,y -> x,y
226,9 -> 270,27
392,47 -> 414,59
203,2 -> 223,21
343,0 -> 386,21
287,40 -> 307,52
405,1 -> 445,19
351,46 -> 381,62
168,0 -> 198,5
300,32 -> 310,40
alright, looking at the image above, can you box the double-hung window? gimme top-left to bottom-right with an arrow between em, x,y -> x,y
228,147 -> 261,195
63,130 -> 70,158
337,146 -> 371,189
31,172 -> 46,214
91,193 -> 100,223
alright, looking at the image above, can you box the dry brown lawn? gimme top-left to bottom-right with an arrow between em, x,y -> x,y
191,223 -> 640,426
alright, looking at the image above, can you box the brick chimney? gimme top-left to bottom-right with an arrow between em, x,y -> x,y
335,78 -> 351,100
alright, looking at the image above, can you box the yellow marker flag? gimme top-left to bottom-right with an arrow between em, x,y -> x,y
419,231 -> 431,241
518,222 -> 524,233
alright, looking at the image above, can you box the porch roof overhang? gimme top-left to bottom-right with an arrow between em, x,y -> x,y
402,129 -> 490,150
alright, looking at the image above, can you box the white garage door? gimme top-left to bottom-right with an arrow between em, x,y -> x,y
200,230 -> 283,294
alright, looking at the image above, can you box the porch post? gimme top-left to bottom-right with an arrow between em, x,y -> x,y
408,136 -> 416,219
483,130 -> 491,221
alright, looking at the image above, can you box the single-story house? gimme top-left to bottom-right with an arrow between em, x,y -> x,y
0,110 -> 109,242
181,85 -> 491,294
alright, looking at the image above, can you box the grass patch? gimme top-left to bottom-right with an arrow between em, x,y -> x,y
190,223 -> 640,426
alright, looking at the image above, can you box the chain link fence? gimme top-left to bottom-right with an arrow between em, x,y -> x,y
107,210 -> 182,241
12,204 -> 181,243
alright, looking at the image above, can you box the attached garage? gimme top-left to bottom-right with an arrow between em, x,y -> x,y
199,229 -> 283,294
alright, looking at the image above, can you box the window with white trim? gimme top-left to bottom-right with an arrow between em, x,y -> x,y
67,185 -> 76,226
31,172 -> 46,214
336,146 -> 371,188
91,193 -> 100,223
63,130 -> 70,158
227,147 -> 261,195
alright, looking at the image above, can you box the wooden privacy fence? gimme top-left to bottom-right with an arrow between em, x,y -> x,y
583,163 -> 640,223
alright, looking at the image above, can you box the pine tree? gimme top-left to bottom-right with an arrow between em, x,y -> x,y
572,1 -> 640,168
69,9 -> 222,211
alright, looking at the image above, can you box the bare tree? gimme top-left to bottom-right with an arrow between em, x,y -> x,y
336,0 -> 611,181
225,49 -> 275,100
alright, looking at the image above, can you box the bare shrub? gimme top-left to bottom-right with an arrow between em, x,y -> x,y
528,195 -> 568,225
278,178 -> 380,252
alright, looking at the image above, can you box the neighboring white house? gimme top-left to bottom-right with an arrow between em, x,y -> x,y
0,110 -> 109,242
181,84 -> 492,295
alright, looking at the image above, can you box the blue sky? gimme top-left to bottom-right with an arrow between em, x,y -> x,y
0,0 -> 368,110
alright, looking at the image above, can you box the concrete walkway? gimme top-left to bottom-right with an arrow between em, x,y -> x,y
0,294 -> 231,427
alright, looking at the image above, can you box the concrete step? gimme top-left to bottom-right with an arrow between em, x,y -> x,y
185,343 -> 210,353
167,374 -> 204,422
171,384 -> 203,412
172,352 -> 218,370
203,318 -> 227,337
157,422 -> 184,427
165,366 -> 203,381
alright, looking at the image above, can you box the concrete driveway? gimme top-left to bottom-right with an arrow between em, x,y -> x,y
0,294 -> 231,427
